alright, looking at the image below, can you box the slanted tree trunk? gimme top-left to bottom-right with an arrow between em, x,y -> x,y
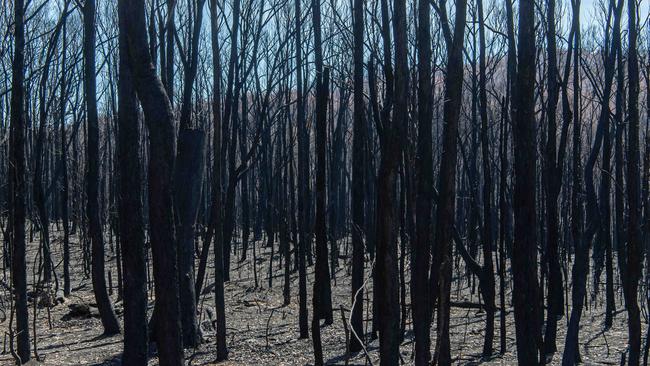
563,2 -> 622,363
34,6 -> 66,286
431,0 -> 468,363
121,0 -> 184,363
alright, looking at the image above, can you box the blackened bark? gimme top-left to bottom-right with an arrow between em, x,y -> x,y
10,0 -> 30,360
312,62 -> 331,365
412,0 -> 433,361
478,0 -> 495,355
375,0 -> 407,362
311,0 -> 333,326
174,0 -> 207,348
542,0 -> 564,354
432,0 -> 467,363
296,0 -> 309,339
625,0 -> 642,362
350,0 -> 365,353
221,0 -> 242,282
35,7 -> 66,285
60,14 -> 71,297
117,2 -> 148,362
121,0 -> 184,363
512,0 -> 541,363
209,0 -> 228,359
500,0 -> 516,352
174,129 -> 205,348
163,0 -> 175,99
84,0 -> 120,336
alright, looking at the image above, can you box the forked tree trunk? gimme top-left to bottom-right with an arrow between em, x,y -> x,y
121,0 -> 183,364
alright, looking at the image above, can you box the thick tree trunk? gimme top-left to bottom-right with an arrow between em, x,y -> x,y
121,1 -> 184,364
311,0 -> 332,327
312,61 -> 331,364
174,129 -> 205,348
512,0 -> 541,363
117,2 -> 148,362
375,0 -> 404,363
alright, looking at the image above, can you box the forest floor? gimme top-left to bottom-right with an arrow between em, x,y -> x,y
0,225 -> 642,365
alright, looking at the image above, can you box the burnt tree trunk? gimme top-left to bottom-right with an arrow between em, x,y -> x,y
122,0 -> 184,363
431,0 -> 468,363
60,14 -> 71,297
625,0 -> 642,362
174,0 -> 207,348
9,0 -> 30,360
117,2 -> 148,362
512,0 -> 541,362
478,0 -> 495,355
296,0 -> 309,339
84,0 -> 120,336
350,0 -> 366,353
412,0 -> 433,361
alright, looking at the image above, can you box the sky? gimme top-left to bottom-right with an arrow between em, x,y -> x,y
580,0 -> 649,28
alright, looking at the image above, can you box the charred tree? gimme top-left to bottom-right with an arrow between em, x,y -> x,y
431,0 -> 468,363
121,0 -> 184,363
296,0 -> 309,339
117,1 -> 148,362
350,0 -> 366,353
511,0 -> 541,362
174,0 -> 207,348
9,0 -> 30,360
412,0 -> 433,361
83,0 -> 120,336
374,0 -> 406,361
624,0 -> 642,362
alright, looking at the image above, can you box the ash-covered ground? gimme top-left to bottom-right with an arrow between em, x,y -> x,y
0,226 -> 640,365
